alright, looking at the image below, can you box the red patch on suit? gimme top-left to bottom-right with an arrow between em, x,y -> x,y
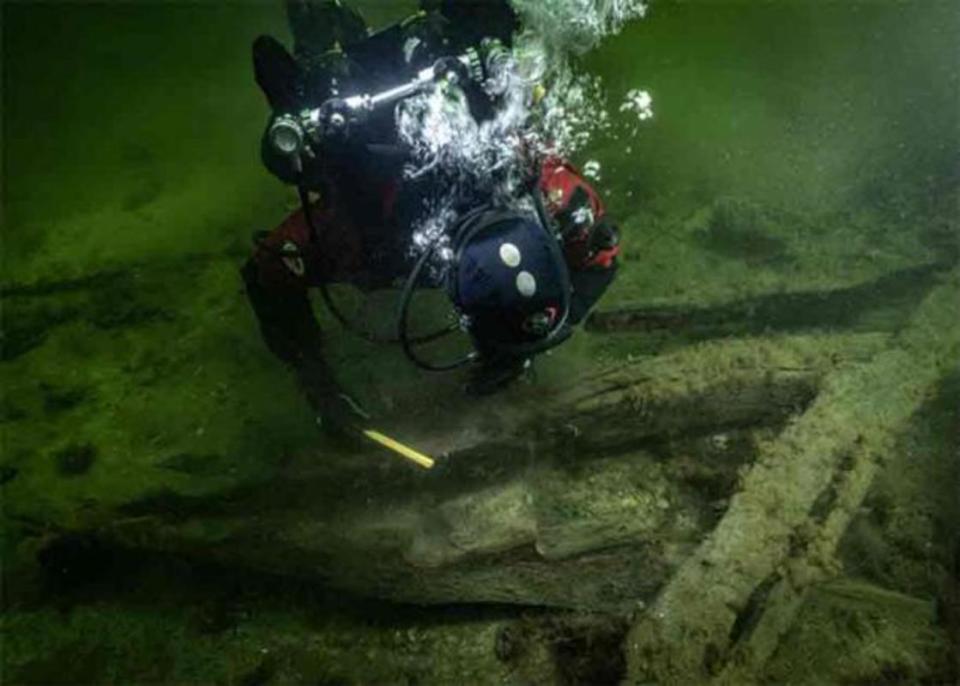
538,157 -> 620,270
252,203 -> 365,291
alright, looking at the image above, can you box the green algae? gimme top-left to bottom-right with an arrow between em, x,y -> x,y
2,0 -> 958,683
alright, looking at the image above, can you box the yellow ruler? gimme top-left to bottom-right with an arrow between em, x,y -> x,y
362,429 -> 435,469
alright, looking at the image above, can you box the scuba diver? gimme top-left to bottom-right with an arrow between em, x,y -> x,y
242,0 -> 621,430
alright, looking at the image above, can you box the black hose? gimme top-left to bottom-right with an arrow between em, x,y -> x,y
296,185 -> 457,346
397,239 -> 476,372
290,180 -> 572,368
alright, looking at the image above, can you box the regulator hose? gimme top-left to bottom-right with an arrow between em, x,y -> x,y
397,237 -> 477,372
297,185 -> 457,346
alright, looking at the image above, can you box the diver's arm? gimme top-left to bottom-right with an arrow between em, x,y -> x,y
565,208 -> 621,325
537,156 -> 621,325
241,249 -> 326,372
241,209 -> 365,431
568,246 -> 619,325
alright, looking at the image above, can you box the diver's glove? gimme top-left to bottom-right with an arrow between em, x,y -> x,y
466,356 -> 530,396
432,55 -> 473,86
589,218 -> 620,253
295,356 -> 369,437
314,391 -> 371,438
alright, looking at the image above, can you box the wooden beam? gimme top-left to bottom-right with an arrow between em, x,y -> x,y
623,270 -> 960,684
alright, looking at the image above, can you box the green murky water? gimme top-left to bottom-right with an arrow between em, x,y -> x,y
2,1 -> 958,684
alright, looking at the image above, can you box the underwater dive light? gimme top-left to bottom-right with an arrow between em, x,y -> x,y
268,113 -> 306,155
269,43 -> 511,158
268,56 -> 467,159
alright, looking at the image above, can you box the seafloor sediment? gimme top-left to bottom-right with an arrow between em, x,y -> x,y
3,1 -> 958,684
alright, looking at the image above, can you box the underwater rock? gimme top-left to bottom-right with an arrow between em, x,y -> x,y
53,442 -> 97,476
0,465 -> 19,485
695,197 -> 792,266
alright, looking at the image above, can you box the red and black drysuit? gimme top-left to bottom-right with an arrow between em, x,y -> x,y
241,155 -> 619,413
245,1 -> 619,416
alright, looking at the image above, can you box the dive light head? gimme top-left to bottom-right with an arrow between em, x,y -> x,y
267,46 -> 512,158
268,114 -> 305,156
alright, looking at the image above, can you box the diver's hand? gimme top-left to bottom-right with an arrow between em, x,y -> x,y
294,356 -> 369,436
432,55 -> 472,85
315,391 -> 370,437
466,356 -> 530,396
589,218 -> 620,252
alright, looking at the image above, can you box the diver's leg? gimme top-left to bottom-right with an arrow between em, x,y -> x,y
241,258 -> 325,369
568,264 -> 618,325
286,0 -> 368,62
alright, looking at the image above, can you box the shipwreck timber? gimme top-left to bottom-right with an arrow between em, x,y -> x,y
623,269 -> 960,684
4,262 -> 957,683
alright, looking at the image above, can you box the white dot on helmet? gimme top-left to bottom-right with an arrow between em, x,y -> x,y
516,271 -> 537,297
499,242 -> 521,268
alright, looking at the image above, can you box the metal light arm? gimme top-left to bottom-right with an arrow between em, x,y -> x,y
342,62 -> 449,112
268,52 -> 481,158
